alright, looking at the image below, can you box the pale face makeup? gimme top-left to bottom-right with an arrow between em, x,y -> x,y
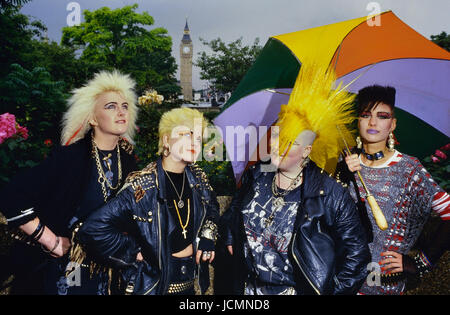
164,125 -> 202,165
270,129 -> 312,173
91,91 -> 129,139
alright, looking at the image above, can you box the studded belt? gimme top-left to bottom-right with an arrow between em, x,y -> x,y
167,279 -> 195,294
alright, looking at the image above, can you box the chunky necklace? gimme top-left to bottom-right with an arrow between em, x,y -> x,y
164,169 -> 186,209
264,169 -> 303,227
173,198 -> 190,239
92,136 -> 122,202
362,148 -> 385,161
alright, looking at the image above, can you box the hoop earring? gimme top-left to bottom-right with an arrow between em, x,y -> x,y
356,136 -> 362,149
388,132 -> 395,152
163,147 -> 170,157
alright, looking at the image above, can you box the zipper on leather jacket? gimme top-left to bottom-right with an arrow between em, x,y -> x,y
156,201 -> 165,294
291,232 -> 321,295
195,201 -> 207,293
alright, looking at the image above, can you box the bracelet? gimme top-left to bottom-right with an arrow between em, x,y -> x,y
29,222 -> 44,241
414,252 -> 432,278
34,225 -> 45,242
42,236 -> 60,254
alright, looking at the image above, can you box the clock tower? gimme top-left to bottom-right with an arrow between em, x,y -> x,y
180,19 -> 193,101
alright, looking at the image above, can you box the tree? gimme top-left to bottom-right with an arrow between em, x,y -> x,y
61,4 -> 179,97
431,31 -> 450,52
196,37 -> 262,93
0,0 -> 32,10
0,5 -> 46,78
31,40 -> 94,92
0,64 -> 67,144
0,64 -> 67,186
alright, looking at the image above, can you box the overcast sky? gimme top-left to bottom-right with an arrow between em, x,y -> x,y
20,0 -> 450,90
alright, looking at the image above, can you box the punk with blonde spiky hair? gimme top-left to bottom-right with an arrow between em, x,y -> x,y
0,69 -> 141,295
76,106 -> 220,295
61,70 -> 138,145
220,60 -> 370,295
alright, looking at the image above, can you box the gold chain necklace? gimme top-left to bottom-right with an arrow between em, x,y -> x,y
264,170 -> 303,227
92,136 -> 122,202
173,198 -> 190,239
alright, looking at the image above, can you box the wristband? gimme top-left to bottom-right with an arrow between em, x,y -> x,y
29,222 -> 44,241
42,236 -> 60,254
34,225 -> 45,242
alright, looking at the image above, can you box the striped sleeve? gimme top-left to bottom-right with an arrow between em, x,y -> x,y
432,191 -> 450,220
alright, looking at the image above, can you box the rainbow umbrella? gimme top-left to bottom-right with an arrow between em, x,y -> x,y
214,11 -> 450,182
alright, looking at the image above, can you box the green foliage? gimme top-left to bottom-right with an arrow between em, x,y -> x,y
61,4 -> 179,97
196,37 -> 262,93
0,135 -> 51,187
30,40 -> 93,92
197,160 -> 235,196
0,63 -> 67,142
431,31 -> 450,52
0,64 -> 67,187
0,5 -> 46,77
0,0 -> 32,10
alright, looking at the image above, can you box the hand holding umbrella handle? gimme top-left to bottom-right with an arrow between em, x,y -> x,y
337,125 -> 388,231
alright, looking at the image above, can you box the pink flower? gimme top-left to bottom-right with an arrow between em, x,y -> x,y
431,155 -> 440,163
0,113 -> 17,142
0,113 -> 30,143
0,131 -> 7,145
434,149 -> 447,160
440,143 -> 450,151
16,124 -> 29,140
44,139 -> 52,147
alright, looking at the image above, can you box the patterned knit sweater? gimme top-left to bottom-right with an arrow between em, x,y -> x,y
347,151 -> 449,295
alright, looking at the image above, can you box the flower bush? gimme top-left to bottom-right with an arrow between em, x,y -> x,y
0,113 -> 28,144
0,113 -> 52,187
422,143 -> 450,191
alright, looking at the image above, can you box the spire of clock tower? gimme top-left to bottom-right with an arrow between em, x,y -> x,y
182,18 -> 192,44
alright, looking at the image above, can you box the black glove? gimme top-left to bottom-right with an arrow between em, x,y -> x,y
198,238 -> 215,252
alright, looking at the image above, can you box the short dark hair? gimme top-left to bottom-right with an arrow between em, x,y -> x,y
356,85 -> 396,115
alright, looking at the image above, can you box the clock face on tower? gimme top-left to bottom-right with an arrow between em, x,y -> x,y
183,46 -> 191,54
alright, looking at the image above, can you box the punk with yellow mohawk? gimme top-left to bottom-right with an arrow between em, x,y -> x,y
220,60 -> 370,295
275,60 -> 356,174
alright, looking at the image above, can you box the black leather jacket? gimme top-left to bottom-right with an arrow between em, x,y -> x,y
77,158 -> 220,295
220,161 -> 370,295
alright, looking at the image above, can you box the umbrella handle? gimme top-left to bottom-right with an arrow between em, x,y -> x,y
336,125 -> 388,231
366,194 -> 388,231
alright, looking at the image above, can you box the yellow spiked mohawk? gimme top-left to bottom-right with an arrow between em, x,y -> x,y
275,61 -> 356,173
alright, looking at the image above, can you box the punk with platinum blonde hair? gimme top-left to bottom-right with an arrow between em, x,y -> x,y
158,107 -> 209,156
61,70 -> 138,145
0,69 -> 140,295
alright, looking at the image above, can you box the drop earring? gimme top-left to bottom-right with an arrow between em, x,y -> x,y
356,136 -> 362,149
388,132 -> 395,152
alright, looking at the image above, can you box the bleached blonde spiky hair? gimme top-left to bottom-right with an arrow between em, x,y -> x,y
276,61 -> 356,173
61,70 -> 138,145
158,107 -> 209,155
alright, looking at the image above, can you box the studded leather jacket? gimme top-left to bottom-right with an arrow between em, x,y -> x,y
77,158 -> 220,295
220,161 -> 370,295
